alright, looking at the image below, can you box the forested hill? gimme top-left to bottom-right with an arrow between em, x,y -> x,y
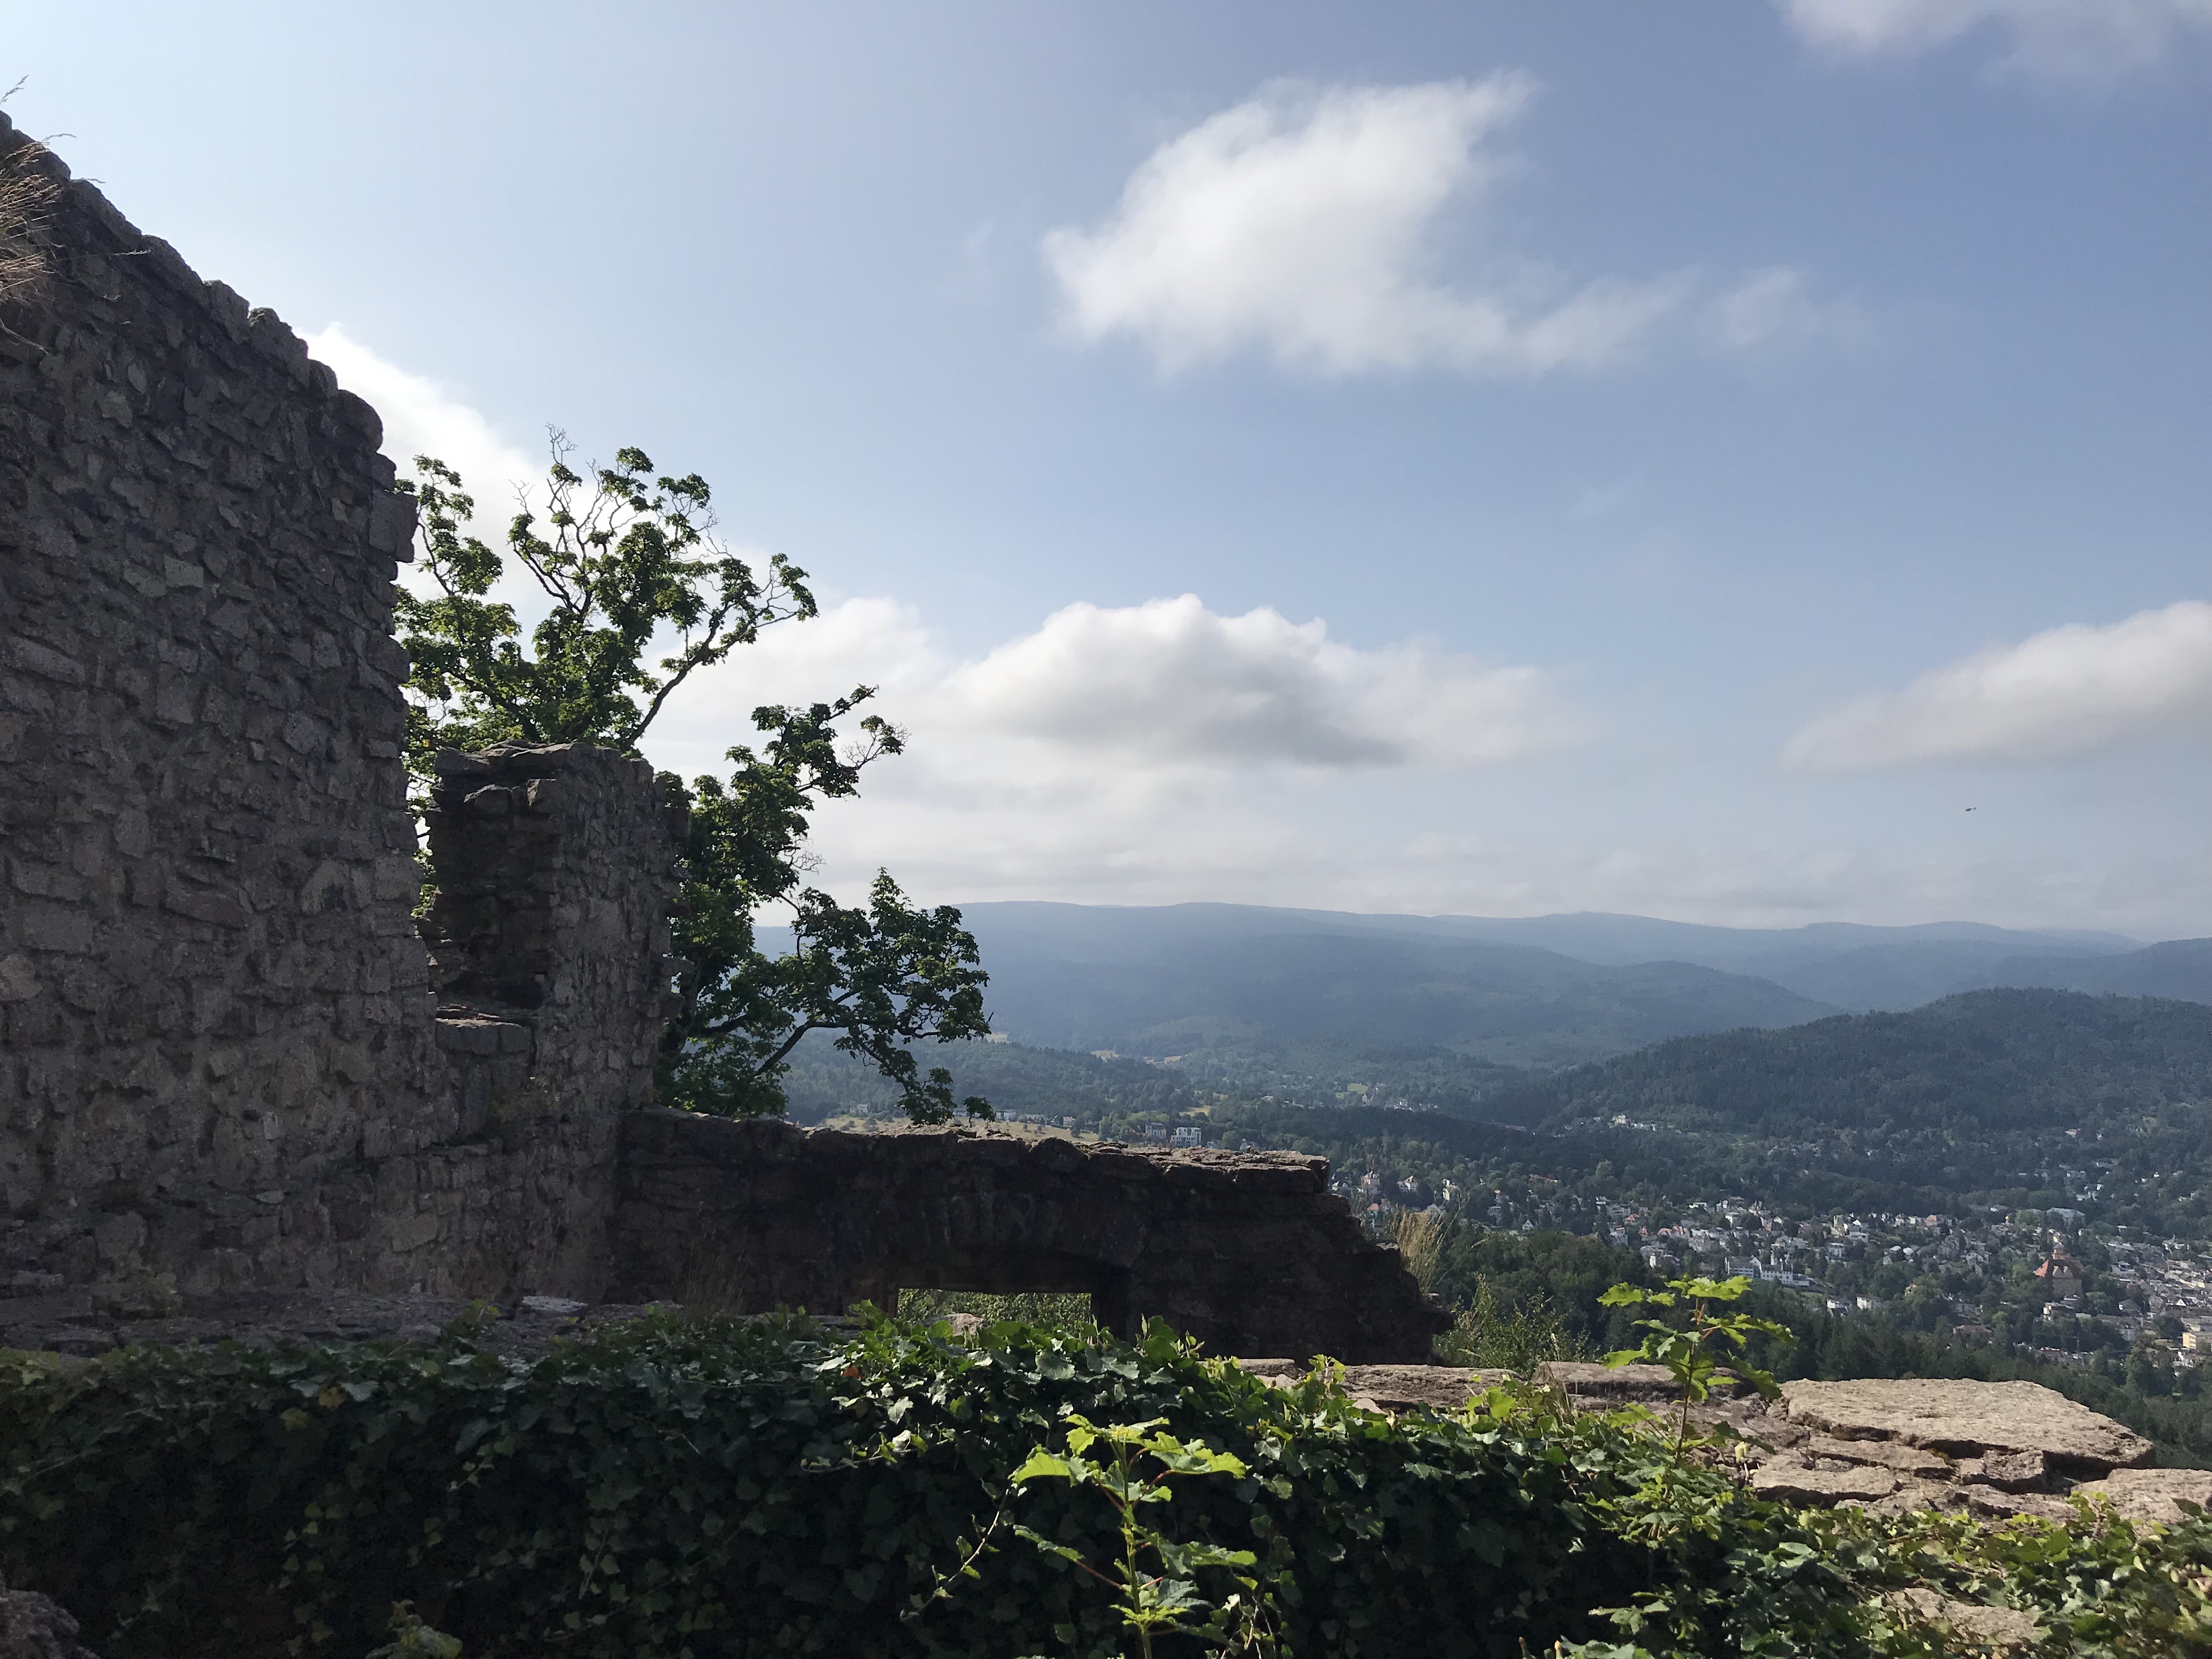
938,903 -> 1838,1069
1479,988 -> 2212,1136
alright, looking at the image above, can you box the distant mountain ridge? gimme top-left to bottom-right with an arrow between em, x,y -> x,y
1477,988 -> 2212,1136
946,902 -> 1839,1069
947,902 -> 2205,1029
1970,939 -> 2212,1006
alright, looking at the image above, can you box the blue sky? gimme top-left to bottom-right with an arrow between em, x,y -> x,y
10,2 -> 2209,933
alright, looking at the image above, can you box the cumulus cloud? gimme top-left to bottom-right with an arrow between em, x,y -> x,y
1043,80 -> 1859,376
1784,600 -> 2212,770
944,595 -> 1582,767
303,325 -> 540,521
1778,0 -> 2212,76
635,591 -> 1592,916
649,592 -> 1582,777
1043,80 -> 1704,377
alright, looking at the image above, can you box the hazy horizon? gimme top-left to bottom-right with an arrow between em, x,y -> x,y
941,898 -> 2163,946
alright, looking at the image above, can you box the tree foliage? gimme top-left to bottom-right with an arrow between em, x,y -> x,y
392,443 -> 991,1122
394,443 -> 812,760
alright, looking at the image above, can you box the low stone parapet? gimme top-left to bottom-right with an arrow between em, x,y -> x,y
610,1114 -> 1450,1362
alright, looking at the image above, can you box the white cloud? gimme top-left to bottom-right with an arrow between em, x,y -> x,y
647,592 -> 1583,778
1043,81 -> 1859,377
1043,79 -> 1695,377
943,595 -> 1582,767
639,591 -> 1596,924
303,342 -> 2208,934
1779,0 -> 2212,76
304,329 -> 622,628
304,324 -> 540,521
1784,600 -> 2212,770
1701,267 -> 1870,355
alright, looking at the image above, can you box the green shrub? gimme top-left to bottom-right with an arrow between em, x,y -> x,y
895,1289 -> 1097,1329
2,1317 -> 2209,1658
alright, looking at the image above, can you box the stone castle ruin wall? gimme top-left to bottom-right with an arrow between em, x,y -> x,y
616,1113 -> 1448,1360
0,117 -> 1444,1362
0,117 -> 678,1307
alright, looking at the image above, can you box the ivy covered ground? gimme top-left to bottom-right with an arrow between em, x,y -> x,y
2,1313 -> 2209,1658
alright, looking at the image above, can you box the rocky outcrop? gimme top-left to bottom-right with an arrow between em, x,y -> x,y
1776,1378 -> 2153,1475
1725,1379 -> 2157,1519
2069,1468 -> 2212,1525
1234,1364 -> 2191,1531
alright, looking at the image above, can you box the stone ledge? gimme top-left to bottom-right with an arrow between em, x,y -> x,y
0,1288 -> 680,1359
1778,1378 -> 2153,1473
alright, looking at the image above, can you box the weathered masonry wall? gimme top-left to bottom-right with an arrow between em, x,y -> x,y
613,1114 -> 1452,1363
0,119 -> 677,1306
0,119 -> 441,1296
414,742 -> 688,1295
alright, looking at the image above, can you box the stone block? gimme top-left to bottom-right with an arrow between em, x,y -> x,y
1802,1434 -> 1950,1478
1779,1379 -> 2153,1474
1533,1361 -> 1681,1402
1970,1448 -> 2051,1493
2072,1468 -> 2212,1524
1884,1589 -> 2040,1651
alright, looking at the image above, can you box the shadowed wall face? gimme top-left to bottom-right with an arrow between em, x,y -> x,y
0,121 -> 682,1307
413,742 -> 690,1298
612,1114 -> 1451,1363
0,119 -> 444,1297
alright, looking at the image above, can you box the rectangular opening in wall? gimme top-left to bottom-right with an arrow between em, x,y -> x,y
863,1248 -> 1130,1335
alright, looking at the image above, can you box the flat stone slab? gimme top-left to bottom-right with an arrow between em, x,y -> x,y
1339,1364 -> 1511,1412
1751,1462 -> 1898,1505
1964,1486 -> 2077,1523
1865,1479 -> 1973,1517
2071,1468 -> 2212,1524
1533,1361 -> 1682,1401
1779,1379 -> 2152,1473
1233,1360 -> 1510,1412
1804,1433 -> 1951,1477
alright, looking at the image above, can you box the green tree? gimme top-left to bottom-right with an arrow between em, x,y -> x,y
394,443 -> 992,1122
